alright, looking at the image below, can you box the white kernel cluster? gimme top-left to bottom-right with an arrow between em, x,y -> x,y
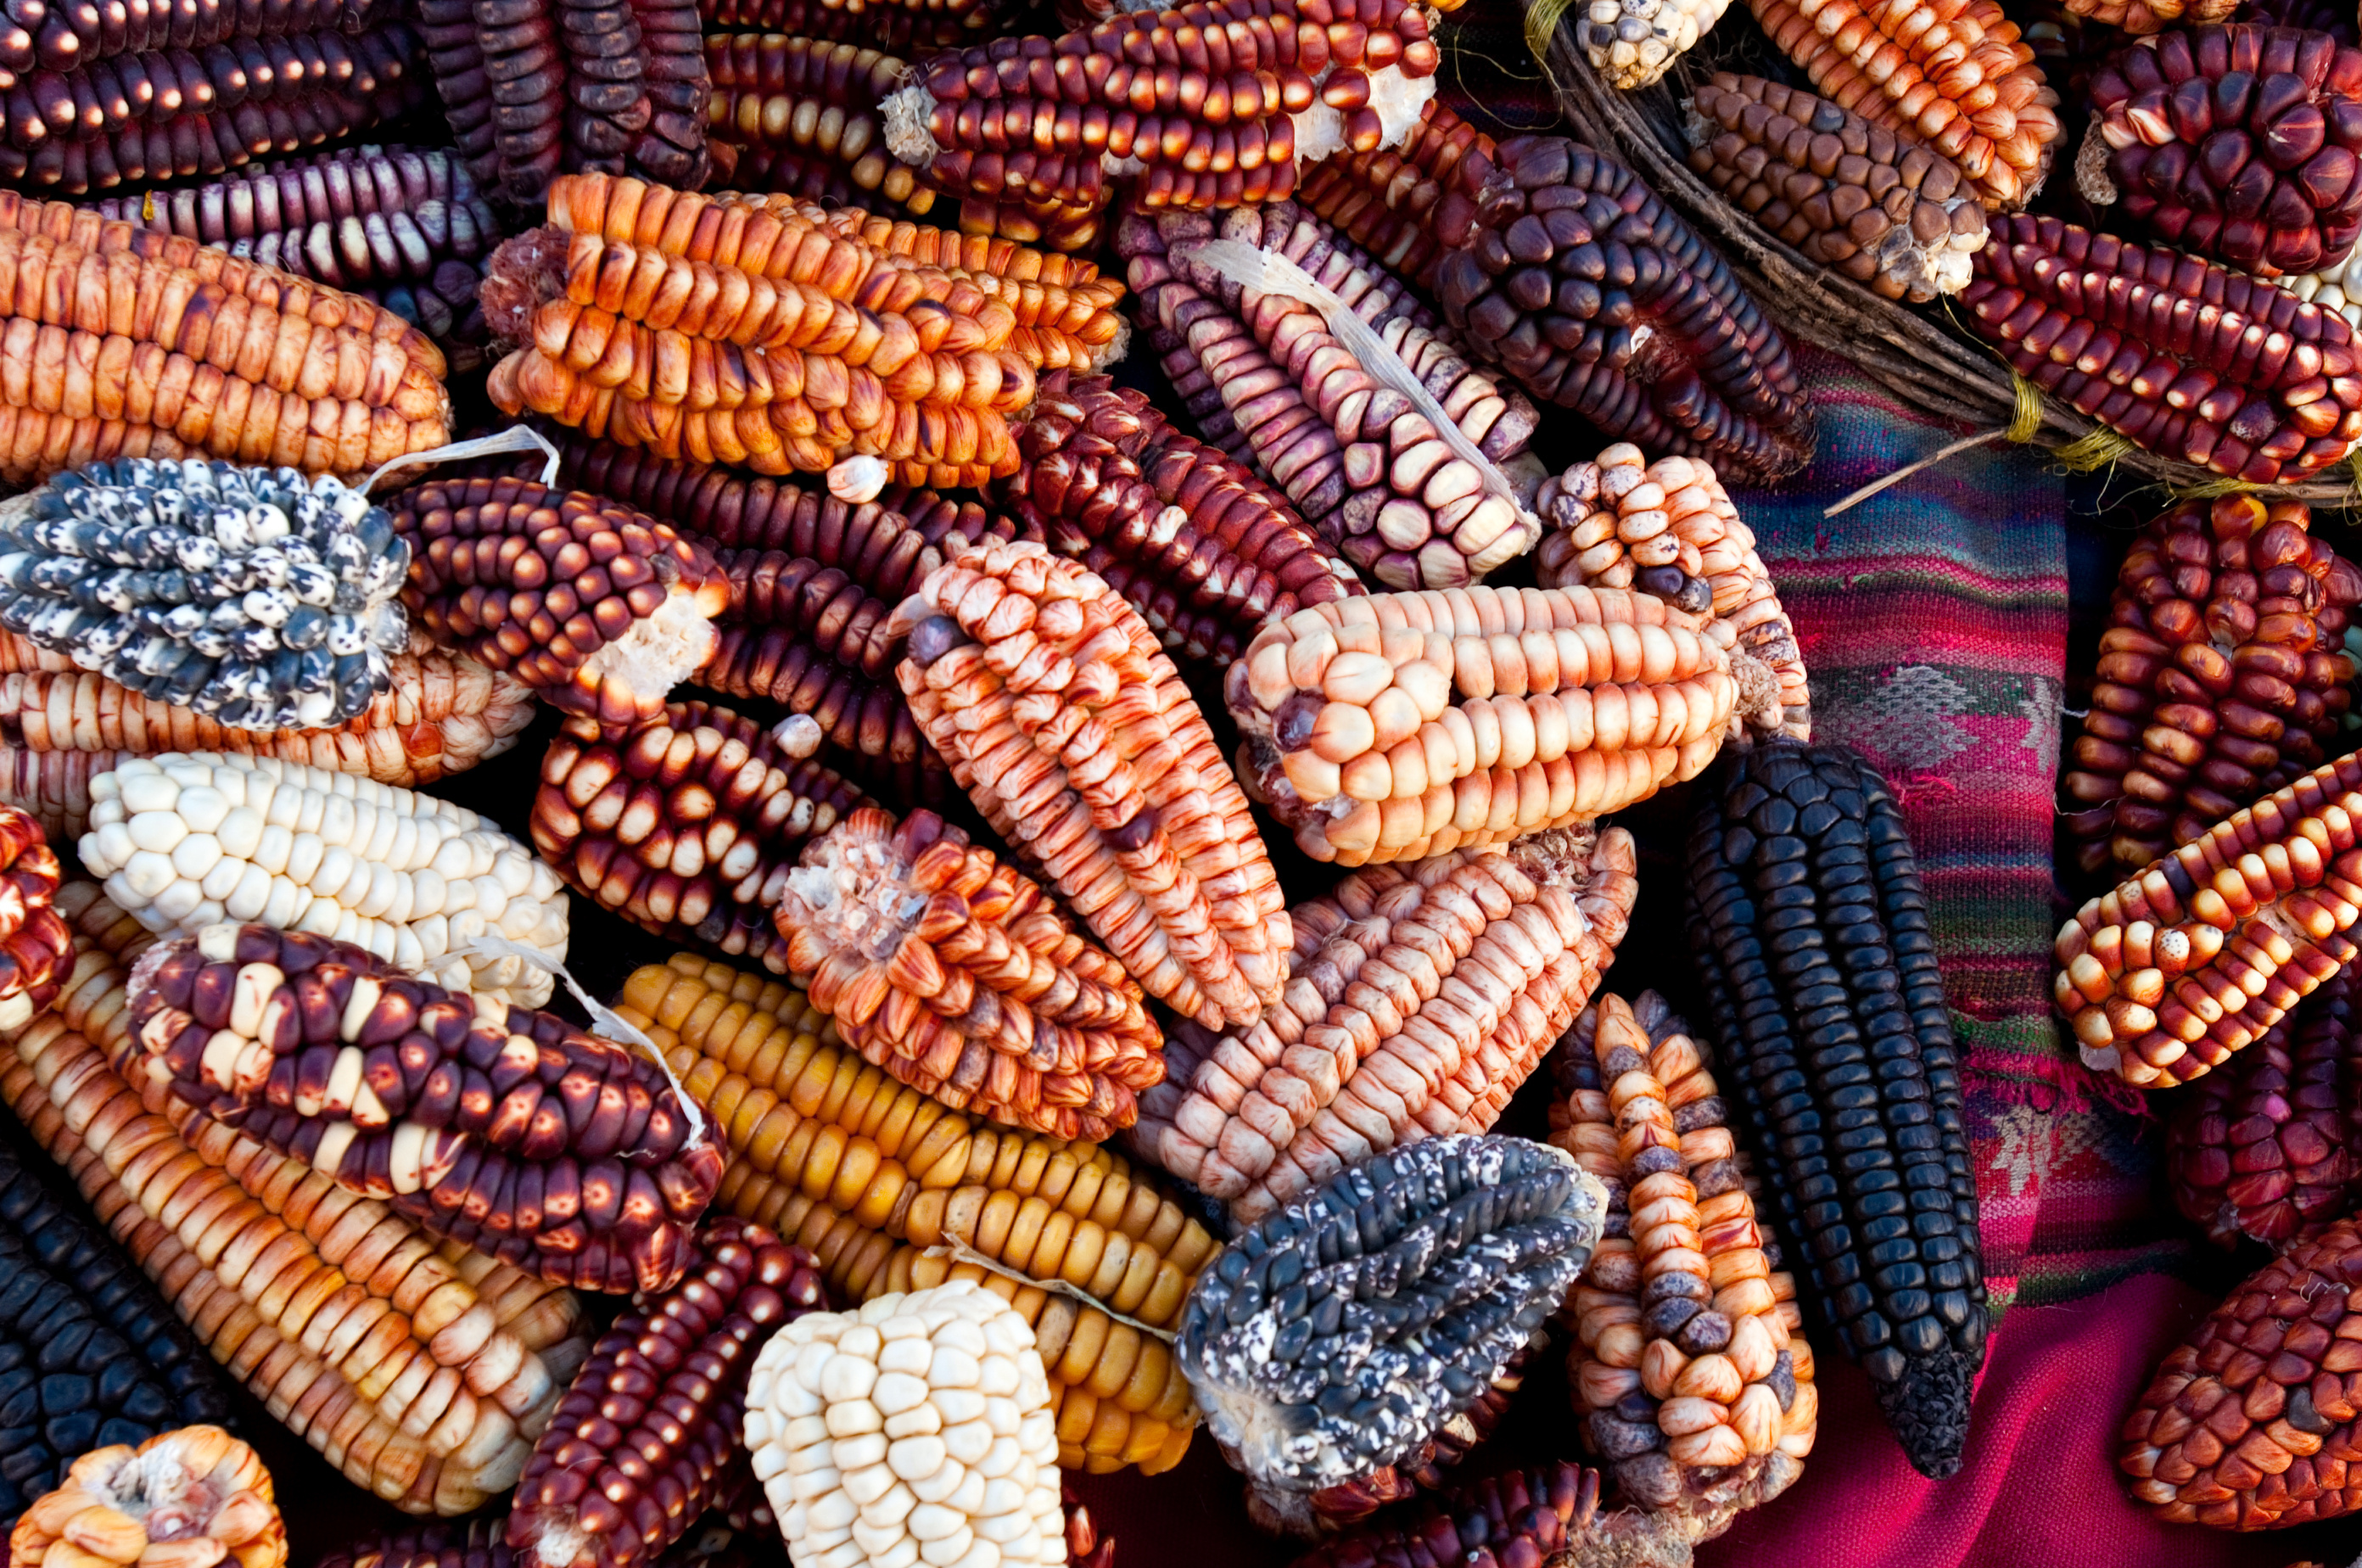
747,1280 -> 1066,1568
2278,255 -> 2362,333
1580,0 -> 1730,88
78,753 -> 568,1004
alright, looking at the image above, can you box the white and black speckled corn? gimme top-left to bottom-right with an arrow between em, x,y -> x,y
1178,1134 -> 1606,1496
0,459 -> 410,731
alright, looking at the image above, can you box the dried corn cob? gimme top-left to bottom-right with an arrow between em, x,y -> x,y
2060,0 -> 2236,31
613,950 -> 1221,1476
952,195 -> 1108,255
703,34 -> 934,219
1002,370 -> 1363,664
1295,100 -> 1493,289
532,700 -> 866,972
898,537 -> 1289,1030
2236,0 -> 2355,37
1182,1135 -> 1607,1493
2085,25 -> 2362,278
0,0 -> 383,75
1433,139 -> 1816,484
880,0 -> 1443,216
696,0 -> 1013,49
0,641 -> 536,840
0,1143 -> 235,1535
2062,495 -> 2359,877
2055,752 -> 2362,1088
1548,993 -> 1818,1512
1135,826 -> 1639,1224
771,806 -> 1165,1142
2120,1213 -> 2362,1526
1687,742 -> 1986,1478
1285,1463 -> 1601,1568
0,801 -> 65,1030
2167,969 -> 2362,1246
1744,0 -> 2060,210
1685,74 -> 1990,304
125,921 -> 727,1293
2277,245 -> 2362,331
387,474 -> 731,734
1228,585 -> 1745,866
1966,215 -> 2362,484
8,1425 -> 282,1568
1536,446 -> 1811,742
79,753 -> 568,1004
1120,199 -> 1544,591
1584,0 -> 1730,88
508,1219 -> 826,1568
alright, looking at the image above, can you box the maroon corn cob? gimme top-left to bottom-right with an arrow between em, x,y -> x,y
1285,1463 -> 1602,1568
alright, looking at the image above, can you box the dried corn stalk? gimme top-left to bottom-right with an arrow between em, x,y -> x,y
1744,0 -> 2061,210
8,1425 -> 283,1568
897,537 -> 1289,1030
1120,199 -> 1543,591
1135,826 -> 1638,1225
531,700 -> 867,972
1685,74 -> 1990,303
1966,215 -> 2362,484
2062,495 -> 2359,877
1536,446 -> 1811,742
613,951 -> 1220,1475
1228,586 -> 1745,866
880,0 -> 1444,216
1433,139 -> 1816,484
703,34 -> 935,220
772,805 -> 1165,1141
1295,99 -> 1493,289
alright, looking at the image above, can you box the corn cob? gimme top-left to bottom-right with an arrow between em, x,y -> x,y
898,537 -> 1290,1030
0,641 -> 536,840
1286,1463 -> 1602,1568
880,0 -> 1443,216
2120,1213 -> 2362,1526
2056,751 -> 2362,1088
1432,139 -> 1816,485
1686,742 -> 1986,1478
1136,826 -> 1639,1224
8,1425 -> 282,1568
951,195 -> 1107,255
1684,74 -> 1990,304
771,805 -> 1166,1142
1295,100 -> 1492,291
1583,0 -> 1730,88
613,950 -> 1220,1476
703,33 -> 935,220
0,0 -> 378,74
1745,0 -> 2060,210
531,700 -> 867,972
319,1506 -> 786,1568
1182,1135 -> 1607,1493
0,1142 -> 235,1536
2167,968 -> 2362,1246
78,753 -> 569,1005
2276,245 -> 2362,331
696,0 -> 1015,50
1548,993 -> 1818,1512
2060,0 -> 2236,31
0,800 -> 65,1030
2062,495 -> 2359,878
1228,585 -> 1745,866
508,1219 -> 826,1568
744,1279 -> 1067,1568
125,921 -> 728,1293
1119,199 -> 1544,592
1536,447 -> 1811,742
387,474 -> 731,735
1002,370 -> 1363,665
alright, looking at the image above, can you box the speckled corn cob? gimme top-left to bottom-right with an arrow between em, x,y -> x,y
1685,74 -> 1989,303
1432,139 -> 1816,485
1549,993 -> 1818,1510
1227,585 -> 1745,866
898,537 -> 1289,1031
2057,751 -> 2362,1088
1583,0 -> 1731,87
1002,370 -> 1363,664
532,700 -> 867,972
125,921 -> 727,1293
1295,100 -> 1493,288
703,34 -> 935,219
79,753 -> 568,1005
8,1425 -> 282,1568
2167,968 -> 2362,1246
1536,446 -> 1811,742
387,475 -> 731,735
2062,495 -> 2359,878
507,1219 -> 826,1568
1119,199 -> 1544,591
613,951 -> 1221,1475
880,0 -> 1444,216
2119,1213 -> 2362,1526
1967,215 -> 2362,483
1285,1462 -> 1601,1568
1744,0 -> 2061,210
1136,826 -> 1638,1224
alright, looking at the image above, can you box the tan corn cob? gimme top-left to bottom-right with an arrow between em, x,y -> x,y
8,1425 -> 284,1568
703,33 -> 936,218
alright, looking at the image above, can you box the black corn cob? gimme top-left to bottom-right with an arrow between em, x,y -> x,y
1682,740 -> 1988,1478
0,1140 -> 236,1534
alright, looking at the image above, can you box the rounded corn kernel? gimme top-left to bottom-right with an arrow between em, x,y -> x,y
7,1426 -> 283,1568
